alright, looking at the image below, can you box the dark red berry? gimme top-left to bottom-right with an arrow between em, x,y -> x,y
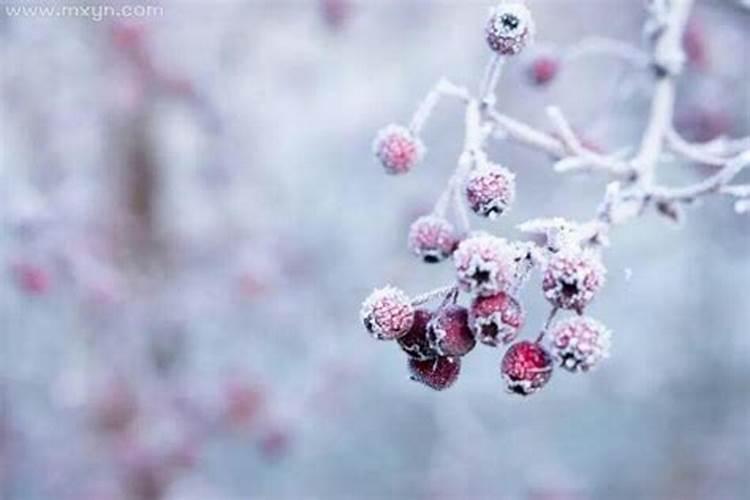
409,356 -> 461,391
501,341 -> 553,396
427,305 -> 476,357
398,309 -> 438,360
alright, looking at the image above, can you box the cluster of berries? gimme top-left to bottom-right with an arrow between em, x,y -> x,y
361,235 -> 610,395
363,1 -> 613,396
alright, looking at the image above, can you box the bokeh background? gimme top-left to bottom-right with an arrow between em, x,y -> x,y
1,1 -> 749,499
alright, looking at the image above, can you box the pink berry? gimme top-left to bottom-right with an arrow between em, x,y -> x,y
469,292 -> 525,346
407,215 -> 459,263
360,286 -> 415,340
501,341 -> 553,396
465,162 -> 516,218
12,262 -> 51,295
485,1 -> 535,56
427,305 -> 476,357
398,309 -> 438,360
320,0 -> 352,30
409,356 -> 461,391
528,55 -> 559,86
549,316 -> 611,372
683,19 -> 708,70
542,248 -> 606,312
372,124 -> 424,175
453,234 -> 517,296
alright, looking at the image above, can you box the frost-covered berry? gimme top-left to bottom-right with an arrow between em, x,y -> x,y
528,55 -> 559,86
372,124 -> 425,175
453,234 -> 517,296
360,286 -> 415,340
549,316 -> 611,372
485,1 -> 535,56
398,309 -> 438,360
407,215 -> 458,263
501,341 -> 553,396
465,162 -> 516,218
427,305 -> 476,357
469,292 -> 524,346
542,248 -> 606,312
409,356 -> 461,391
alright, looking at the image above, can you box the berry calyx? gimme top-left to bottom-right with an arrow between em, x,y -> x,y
407,215 -> 459,263
453,234 -> 517,296
398,309 -> 438,360
469,292 -> 525,346
372,124 -> 425,175
409,356 -> 461,391
501,341 -> 553,396
549,316 -> 611,372
360,286 -> 415,340
465,162 -> 516,218
542,248 -> 606,312
486,1 -> 535,56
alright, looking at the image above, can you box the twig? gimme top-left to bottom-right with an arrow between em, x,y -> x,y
649,151 -> 750,203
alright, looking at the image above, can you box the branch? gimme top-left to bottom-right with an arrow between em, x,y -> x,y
649,151 -> 750,203
632,0 -> 694,185
409,78 -> 471,134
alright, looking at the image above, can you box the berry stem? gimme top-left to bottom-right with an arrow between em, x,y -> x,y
536,306 -> 559,343
479,54 -> 505,109
409,78 -> 472,134
411,285 -> 458,307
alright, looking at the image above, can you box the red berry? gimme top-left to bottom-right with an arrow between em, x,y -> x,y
372,124 -> 424,175
486,2 -> 535,56
427,305 -> 476,357
542,248 -> 605,312
12,262 -> 51,295
465,162 -> 516,218
398,309 -> 438,360
528,56 -> 559,86
683,19 -> 708,70
407,215 -> 459,263
453,234 -> 517,297
360,286 -> 415,340
549,316 -> 611,372
501,341 -> 553,396
469,292 -> 525,346
409,356 -> 461,391
320,0 -> 352,30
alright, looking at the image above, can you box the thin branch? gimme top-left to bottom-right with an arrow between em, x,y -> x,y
649,151 -> 750,203
409,78 -> 472,134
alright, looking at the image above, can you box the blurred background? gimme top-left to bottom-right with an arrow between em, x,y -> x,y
1,1 -> 749,499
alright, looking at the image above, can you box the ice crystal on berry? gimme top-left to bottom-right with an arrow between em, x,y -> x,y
427,305 -> 476,357
542,248 -> 606,312
501,341 -> 553,396
469,292 -> 524,346
372,124 -> 425,175
549,316 -> 611,372
398,309 -> 438,361
407,215 -> 459,263
453,234 -> 518,296
486,1 -> 535,55
360,286 -> 415,340
465,162 -> 516,218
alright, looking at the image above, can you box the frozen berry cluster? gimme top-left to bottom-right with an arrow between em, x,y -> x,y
361,235 -> 611,395
361,1 -> 614,397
